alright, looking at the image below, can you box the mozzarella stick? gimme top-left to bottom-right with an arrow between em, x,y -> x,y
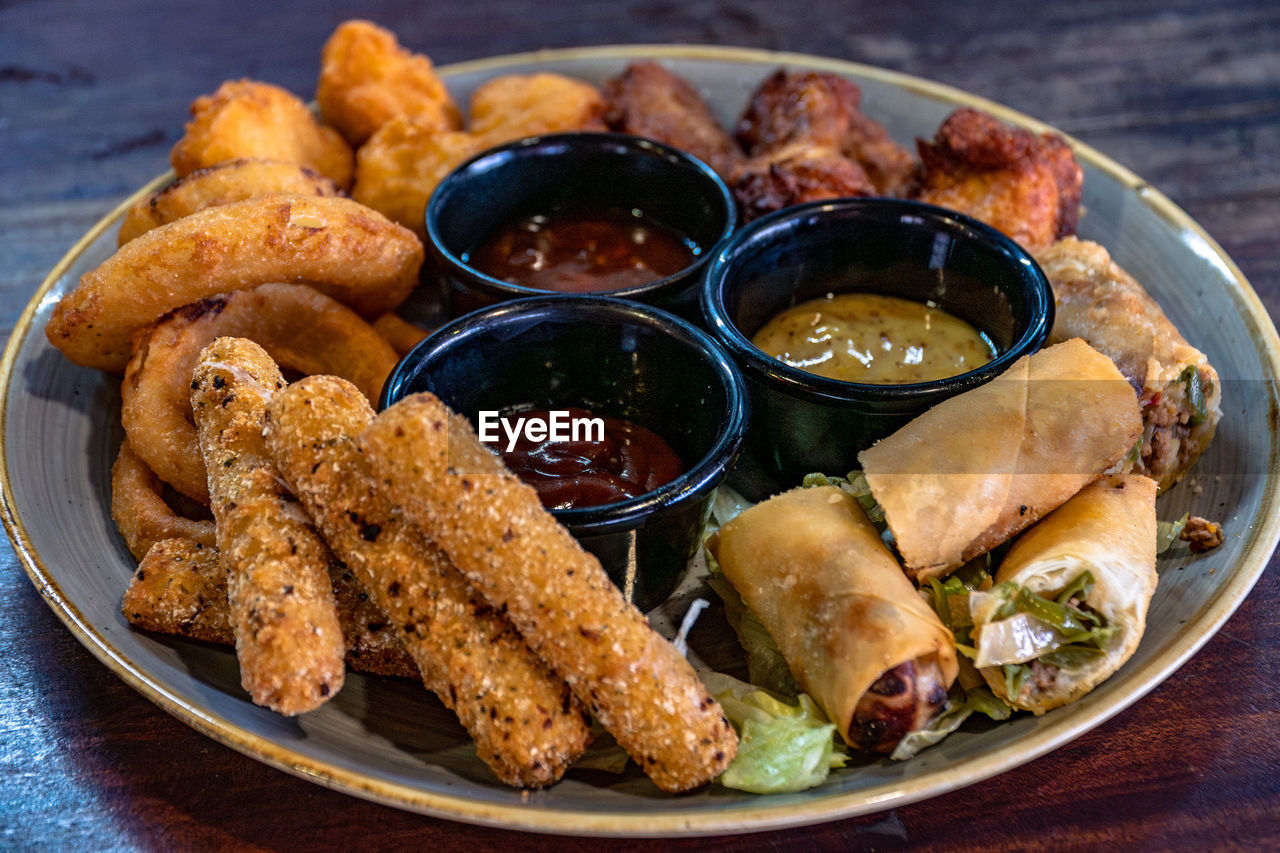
121,537 -> 417,679
263,376 -> 591,788
191,337 -> 345,715
359,392 -> 738,792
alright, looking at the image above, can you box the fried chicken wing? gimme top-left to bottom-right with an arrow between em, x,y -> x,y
731,142 -> 874,222
915,107 -> 1083,253
317,19 -> 462,146
602,61 -> 743,179
170,79 -> 355,189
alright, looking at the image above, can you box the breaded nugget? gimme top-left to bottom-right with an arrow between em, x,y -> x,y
265,376 -> 591,787
111,440 -> 215,561
171,79 -> 355,189
122,283 -> 399,504
359,393 -> 737,792
192,337 -> 345,715
122,537 -> 417,678
352,119 -> 481,236
602,61 -> 743,179
915,107 -> 1083,253
317,19 -> 461,146
46,194 -> 423,372
468,72 -> 607,146
118,158 -> 343,246
372,312 -> 430,356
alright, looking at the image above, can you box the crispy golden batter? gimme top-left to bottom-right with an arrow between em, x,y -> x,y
359,393 -> 737,793
123,537 -> 418,678
192,337 -> 345,715
915,107 -> 1083,253
602,61 -> 742,179
468,72 -> 608,145
46,194 -> 422,372
118,158 -> 342,246
317,19 -> 461,146
171,79 -> 355,189
266,376 -> 592,787
121,283 -> 399,504
111,440 -> 215,561
352,119 -> 481,236
371,312 -> 430,356
732,141 -> 874,222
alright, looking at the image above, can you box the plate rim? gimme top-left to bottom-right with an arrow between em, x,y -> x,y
3,42 -> 1279,838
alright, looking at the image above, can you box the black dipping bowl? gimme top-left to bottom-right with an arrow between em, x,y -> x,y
380,295 -> 749,612
701,198 -> 1054,499
425,133 -> 736,321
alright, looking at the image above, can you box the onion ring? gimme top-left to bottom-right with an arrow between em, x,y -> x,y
117,158 -> 343,246
110,439 -> 215,561
121,282 -> 399,504
46,194 -> 423,372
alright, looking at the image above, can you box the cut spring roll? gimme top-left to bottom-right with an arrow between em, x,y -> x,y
708,486 -> 959,753
1036,236 -> 1222,491
970,474 -> 1157,714
359,392 -> 737,793
122,537 -> 418,679
859,338 -> 1143,582
192,337 -> 345,715
264,376 -> 592,788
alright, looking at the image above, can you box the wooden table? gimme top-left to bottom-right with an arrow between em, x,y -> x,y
3,1 -> 1278,849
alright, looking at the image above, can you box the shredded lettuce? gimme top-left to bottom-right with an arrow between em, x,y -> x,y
701,671 -> 846,794
803,470 -> 885,525
705,573 -> 801,697
1157,512 -> 1189,554
890,686 -> 1012,760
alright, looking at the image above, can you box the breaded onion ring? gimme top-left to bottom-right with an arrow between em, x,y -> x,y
170,79 -> 355,189
122,537 -> 418,679
46,194 -> 423,372
111,440 -> 215,561
317,19 -> 461,146
121,283 -> 398,504
117,158 -> 343,246
360,392 -> 738,792
192,337 -> 345,715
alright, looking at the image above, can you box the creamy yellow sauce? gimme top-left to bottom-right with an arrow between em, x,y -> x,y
752,292 -> 995,384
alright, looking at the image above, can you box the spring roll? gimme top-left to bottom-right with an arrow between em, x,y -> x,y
264,376 -> 592,788
192,337 -> 345,715
969,474 -> 1157,714
1036,237 -> 1222,491
709,486 -> 958,753
122,537 -> 418,678
859,337 -> 1143,582
359,392 -> 737,793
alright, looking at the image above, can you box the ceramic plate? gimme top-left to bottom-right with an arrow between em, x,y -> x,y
3,45 -> 1278,837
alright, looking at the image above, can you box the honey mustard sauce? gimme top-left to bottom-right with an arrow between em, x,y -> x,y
752,292 -> 995,384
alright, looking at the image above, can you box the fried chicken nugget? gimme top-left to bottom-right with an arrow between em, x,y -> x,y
122,537 -> 418,678
192,337 -> 345,715
468,72 -> 608,146
359,393 -> 737,793
46,194 -> 423,372
171,79 -> 355,189
122,283 -> 399,504
352,119 -> 481,236
317,19 -> 462,146
915,107 -> 1083,253
265,376 -> 592,787
118,158 -> 343,246
111,439 -> 215,561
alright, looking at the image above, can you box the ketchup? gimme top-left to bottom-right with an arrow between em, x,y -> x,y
467,207 -> 696,293
487,407 -> 684,510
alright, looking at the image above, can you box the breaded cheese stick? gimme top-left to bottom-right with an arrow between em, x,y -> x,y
264,376 -> 591,788
122,537 -> 417,679
359,392 -> 738,792
191,337 -> 345,715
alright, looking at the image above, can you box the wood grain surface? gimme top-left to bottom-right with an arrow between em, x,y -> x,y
2,1 -> 1278,850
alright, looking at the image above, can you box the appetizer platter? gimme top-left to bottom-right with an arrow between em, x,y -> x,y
3,39 -> 1279,836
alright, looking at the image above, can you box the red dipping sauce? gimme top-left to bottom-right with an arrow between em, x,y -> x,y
467,207 -> 697,293
483,407 -> 685,510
